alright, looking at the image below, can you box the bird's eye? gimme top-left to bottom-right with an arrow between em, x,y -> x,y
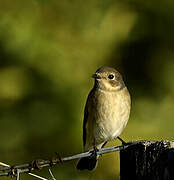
108,74 -> 114,80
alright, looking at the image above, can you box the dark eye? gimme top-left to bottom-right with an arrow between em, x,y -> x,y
108,74 -> 114,80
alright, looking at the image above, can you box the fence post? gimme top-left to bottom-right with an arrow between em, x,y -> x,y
120,140 -> 174,180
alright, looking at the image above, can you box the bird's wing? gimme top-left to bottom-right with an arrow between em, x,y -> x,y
83,88 -> 95,147
83,101 -> 88,147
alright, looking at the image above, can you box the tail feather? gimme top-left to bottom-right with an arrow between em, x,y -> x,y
76,156 -> 98,170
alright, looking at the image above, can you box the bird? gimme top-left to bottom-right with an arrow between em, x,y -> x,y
76,66 -> 131,171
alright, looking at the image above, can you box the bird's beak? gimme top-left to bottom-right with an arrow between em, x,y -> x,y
91,73 -> 101,79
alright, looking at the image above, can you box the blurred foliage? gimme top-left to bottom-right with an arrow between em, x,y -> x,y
0,0 -> 174,179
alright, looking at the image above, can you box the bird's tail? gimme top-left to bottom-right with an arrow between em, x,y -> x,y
76,155 -> 98,171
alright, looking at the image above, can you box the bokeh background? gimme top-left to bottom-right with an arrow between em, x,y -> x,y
1,0 -> 174,179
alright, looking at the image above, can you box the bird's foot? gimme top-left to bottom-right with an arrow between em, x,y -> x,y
117,136 -> 127,145
93,146 -> 99,156
89,146 -> 99,159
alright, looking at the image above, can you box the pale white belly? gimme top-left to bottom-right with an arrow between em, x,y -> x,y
94,89 -> 131,144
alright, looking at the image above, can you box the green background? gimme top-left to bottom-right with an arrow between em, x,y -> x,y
0,0 -> 174,179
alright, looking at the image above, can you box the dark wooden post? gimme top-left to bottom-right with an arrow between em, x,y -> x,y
120,140 -> 174,180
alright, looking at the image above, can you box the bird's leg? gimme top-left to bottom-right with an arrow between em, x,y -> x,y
90,139 -> 99,158
101,141 -> 107,148
93,139 -> 99,154
93,146 -> 99,155
117,136 -> 127,145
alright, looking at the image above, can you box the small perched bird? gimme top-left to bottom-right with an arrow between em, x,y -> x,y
76,67 -> 131,171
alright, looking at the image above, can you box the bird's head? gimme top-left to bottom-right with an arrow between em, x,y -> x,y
92,67 -> 125,92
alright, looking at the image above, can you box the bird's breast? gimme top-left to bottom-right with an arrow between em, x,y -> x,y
91,87 -> 131,143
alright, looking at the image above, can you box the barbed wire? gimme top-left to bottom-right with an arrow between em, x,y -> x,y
0,141 -> 138,179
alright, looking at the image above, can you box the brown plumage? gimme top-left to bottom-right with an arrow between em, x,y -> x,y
77,67 -> 131,170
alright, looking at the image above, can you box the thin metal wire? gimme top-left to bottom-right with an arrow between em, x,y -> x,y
0,141 -> 139,177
